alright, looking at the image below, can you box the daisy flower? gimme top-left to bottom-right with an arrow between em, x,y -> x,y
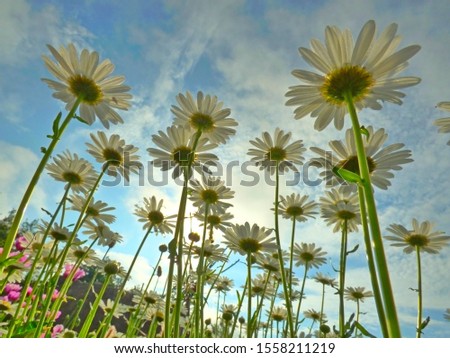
147,125 -> 219,179
385,218 -> 450,254
189,175 -> 234,212
171,91 -> 238,144
69,194 -> 116,226
98,299 -> 129,319
434,101 -> 450,145
270,306 -> 288,322
303,308 -> 323,322
278,193 -> 318,222
222,222 -> 277,257
286,20 -> 421,130
221,304 -> 238,322
293,243 -> 327,269
313,273 -> 337,287
213,276 -> 234,293
191,240 -> 228,263
248,127 -> 306,174
46,151 -> 97,193
320,187 -> 361,232
66,245 -> 100,267
42,44 -> 132,128
134,196 -> 176,234
344,286 -> 373,303
86,131 -> 141,182
82,221 -> 122,247
194,207 -> 234,233
311,126 -> 413,190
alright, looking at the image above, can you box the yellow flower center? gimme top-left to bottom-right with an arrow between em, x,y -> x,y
336,155 -> 376,175
406,234 -> 429,247
300,252 -> 314,262
286,205 -> 304,217
86,206 -> 100,217
336,210 -> 356,220
190,112 -> 214,132
239,238 -> 262,253
207,215 -> 221,226
62,171 -> 83,184
51,229 -> 69,241
320,65 -> 374,105
201,189 -> 219,204
102,148 -> 123,166
104,262 -> 120,275
267,147 -> 287,161
147,210 -> 164,225
173,146 -> 193,165
68,74 -> 103,104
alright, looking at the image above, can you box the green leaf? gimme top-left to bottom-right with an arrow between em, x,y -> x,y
52,112 -> 62,136
333,166 -> 363,184
347,244 -> 360,255
360,126 -> 370,139
40,147 -> 47,154
74,115 -> 89,125
168,238 -> 177,258
355,322 -> 376,338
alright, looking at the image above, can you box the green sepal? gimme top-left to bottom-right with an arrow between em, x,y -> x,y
347,244 -> 359,255
419,316 -> 430,330
333,166 -> 363,184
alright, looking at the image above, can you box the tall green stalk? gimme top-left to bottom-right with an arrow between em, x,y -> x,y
295,265 -> 309,333
274,165 -> 295,337
416,247 -> 423,338
345,92 -> 401,337
246,253 -> 253,338
338,219 -> 348,337
1,98 -> 82,272
357,186 -> 388,337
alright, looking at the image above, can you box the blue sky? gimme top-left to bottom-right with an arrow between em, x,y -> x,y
1,0 -> 450,337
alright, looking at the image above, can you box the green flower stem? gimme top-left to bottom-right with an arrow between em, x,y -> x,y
265,280 -> 279,338
416,247 -> 423,338
295,265 -> 309,333
230,278 -> 247,338
165,129 -> 202,338
194,203 -> 209,337
246,253 -> 253,338
338,219 -> 348,337
357,186 -> 388,337
100,225 -> 153,336
66,267 -> 99,330
7,185 -> 71,337
288,216 -> 297,295
354,299 -> 361,338
1,98 -> 82,273
78,273 -> 112,337
308,319 -> 316,336
319,283 -> 326,337
345,92 -> 401,338
127,252 -> 163,337
251,272 -> 271,336
274,165 -> 295,337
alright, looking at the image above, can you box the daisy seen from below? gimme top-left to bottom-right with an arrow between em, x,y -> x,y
311,126 -> 413,190
320,187 -> 361,233
278,193 -> 318,222
285,20 -> 421,130
42,43 -> 132,128
134,196 -> 176,235
248,127 -> 306,174
293,243 -> 327,269
385,218 -> 450,254
434,102 -> 450,145
385,219 -> 450,337
222,223 -> 277,258
69,194 -> 116,226
46,151 -> 97,193
86,131 -> 141,182
82,221 -> 122,247
171,91 -> 238,144
194,207 -> 234,234
344,286 -> 374,303
189,175 -> 234,213
147,125 -> 219,179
